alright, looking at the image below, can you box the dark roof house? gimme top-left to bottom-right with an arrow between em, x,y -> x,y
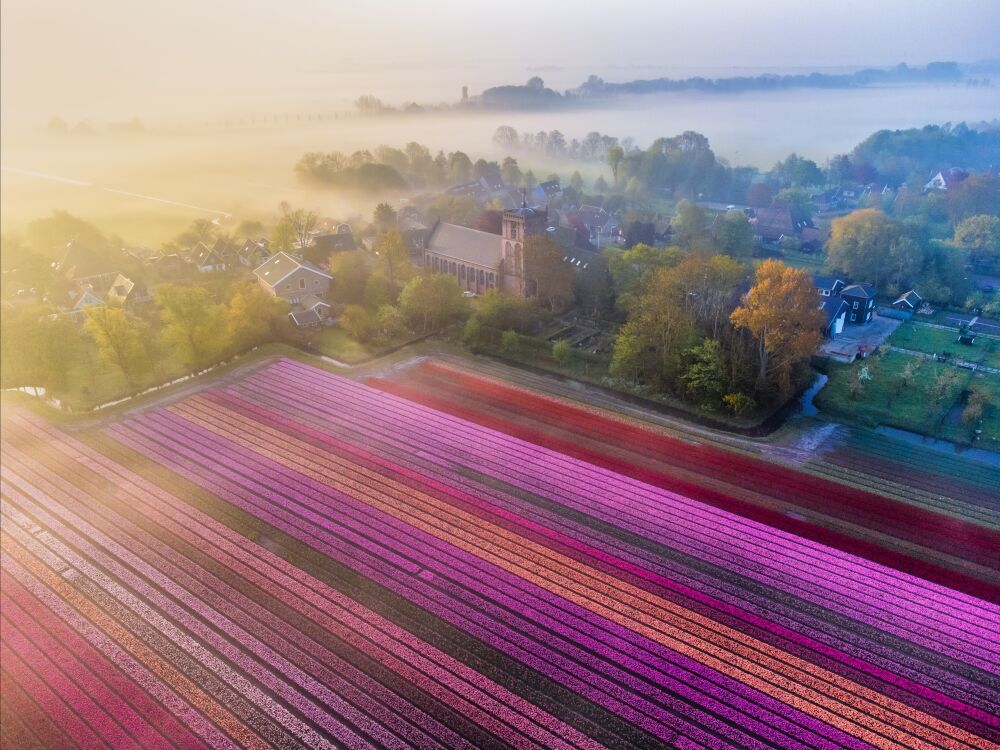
892,290 -> 923,311
840,283 -> 878,325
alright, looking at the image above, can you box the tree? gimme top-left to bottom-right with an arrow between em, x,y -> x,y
570,171 -> 585,192
372,305 -> 410,344
607,146 -> 625,186
0,307 -> 79,393
673,200 -> 708,249
85,307 -> 149,387
730,259 -> 824,396
463,316 -> 483,345
276,202 -> 318,252
501,157 -> 522,186
476,209 -> 503,235
552,340 -> 573,367
962,387 -> 988,425
340,305 -> 374,342
227,283 -> 289,351
373,202 -> 398,232
723,392 -> 755,416
270,220 -> 296,254
524,170 -> 537,191
606,243 -> 685,313
329,251 -> 371,305
156,284 -> 231,368
826,209 -> 914,290
594,176 -> 609,193
448,151 -> 473,183
235,219 -> 264,238
524,235 -> 574,311
374,230 -> 411,286
500,329 -> 520,356
682,339 -> 727,408
475,289 -> 537,332
954,214 -> 1000,267
363,272 -> 398,309
772,153 -> 824,187
399,274 -> 468,332
714,210 -> 754,260
493,126 -> 520,149
26,211 -> 110,256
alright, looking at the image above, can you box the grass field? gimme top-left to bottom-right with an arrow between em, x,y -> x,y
815,350 -> 999,445
888,321 -> 1000,369
312,326 -> 373,363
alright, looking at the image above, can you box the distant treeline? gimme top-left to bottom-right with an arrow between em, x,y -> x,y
351,62 -> 981,115
567,62 -> 967,100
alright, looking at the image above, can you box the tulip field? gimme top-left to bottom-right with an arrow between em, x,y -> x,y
1,357 -> 998,749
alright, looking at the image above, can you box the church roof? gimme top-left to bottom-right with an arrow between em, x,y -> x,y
426,223 -> 501,267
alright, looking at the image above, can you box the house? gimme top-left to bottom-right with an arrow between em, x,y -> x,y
302,231 -> 357,267
799,225 -> 829,252
532,180 -> 562,205
820,296 -> 849,338
813,275 -> 845,298
288,294 -> 332,328
750,207 -> 796,243
924,168 -> 969,192
148,253 -> 191,279
54,241 -> 117,286
60,283 -> 107,316
559,204 -> 619,248
237,239 -> 271,268
423,205 -> 547,297
254,252 -> 333,304
892,289 -> 922,312
840,283 -> 878,325
189,241 -> 228,273
104,273 -> 152,311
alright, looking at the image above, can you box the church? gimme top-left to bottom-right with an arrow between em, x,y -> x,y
423,204 -> 549,298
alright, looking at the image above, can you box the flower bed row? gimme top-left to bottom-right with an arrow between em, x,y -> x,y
380,360 -> 1000,569
362,363 -> 999,601
2,357 -> 997,749
2,413 -> 610,750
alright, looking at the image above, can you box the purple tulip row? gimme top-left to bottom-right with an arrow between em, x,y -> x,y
201,384 -> 994,724
2,415 -> 608,750
272,359 -> 995,635
190,388 -> 999,727
245,361 -> 999,667
108,397 -> 987,747
107,412 -> 892,740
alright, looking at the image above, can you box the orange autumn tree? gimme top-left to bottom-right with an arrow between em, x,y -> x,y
730,259 -> 824,396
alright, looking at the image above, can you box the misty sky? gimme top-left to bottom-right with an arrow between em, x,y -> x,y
3,0 -> 999,125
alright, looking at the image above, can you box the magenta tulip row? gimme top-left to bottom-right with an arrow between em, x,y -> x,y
1,416 -> 610,750
191,386 -> 999,725
106,392 -> 992,746
242,361 -> 999,664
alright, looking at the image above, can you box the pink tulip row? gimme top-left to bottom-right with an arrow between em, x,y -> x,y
236,358 -> 996,692
1,412 -> 612,750
244,361 -> 999,671
108,393 -> 988,747
147,402 -> 927,750
190,387 -> 996,727
223,361 -> 999,726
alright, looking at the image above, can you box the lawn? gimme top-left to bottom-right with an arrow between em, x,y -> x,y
312,326 -> 373,363
815,349 -> 1000,446
888,321 -> 1000,368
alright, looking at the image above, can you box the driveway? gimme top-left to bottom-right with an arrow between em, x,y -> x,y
818,316 -> 901,362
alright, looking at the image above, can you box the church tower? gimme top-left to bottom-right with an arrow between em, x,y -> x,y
501,201 -> 527,297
